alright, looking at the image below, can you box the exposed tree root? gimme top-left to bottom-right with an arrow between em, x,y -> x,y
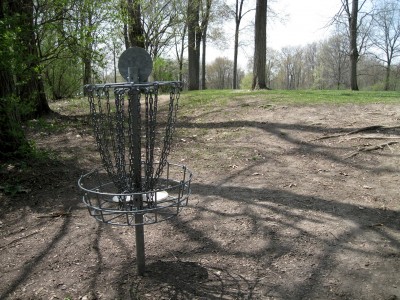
344,141 -> 398,159
310,125 -> 400,142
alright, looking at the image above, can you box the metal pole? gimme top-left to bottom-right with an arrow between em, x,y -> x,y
130,87 -> 146,276
135,212 -> 145,275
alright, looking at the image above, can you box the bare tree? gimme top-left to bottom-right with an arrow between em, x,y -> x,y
370,0 -> 400,90
173,6 -> 188,83
141,0 -> 182,58
230,0 -> 253,89
333,0 -> 373,91
317,35 -> 350,89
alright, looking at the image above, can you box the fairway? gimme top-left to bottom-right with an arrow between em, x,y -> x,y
1,90 -> 400,299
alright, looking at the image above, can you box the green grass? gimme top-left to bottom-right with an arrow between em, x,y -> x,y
180,89 -> 400,108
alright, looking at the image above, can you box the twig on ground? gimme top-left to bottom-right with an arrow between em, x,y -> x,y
310,125 -> 399,142
344,141 -> 398,159
345,135 -> 400,140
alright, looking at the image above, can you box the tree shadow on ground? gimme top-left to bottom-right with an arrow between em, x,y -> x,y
1,109 -> 399,299
145,181 -> 399,299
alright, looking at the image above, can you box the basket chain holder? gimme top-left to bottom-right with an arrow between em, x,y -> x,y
78,47 -> 192,275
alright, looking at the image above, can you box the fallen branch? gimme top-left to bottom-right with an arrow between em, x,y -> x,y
345,135 -> 400,140
344,141 -> 398,159
310,125 -> 398,142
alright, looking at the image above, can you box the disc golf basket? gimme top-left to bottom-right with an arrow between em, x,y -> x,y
78,47 -> 192,275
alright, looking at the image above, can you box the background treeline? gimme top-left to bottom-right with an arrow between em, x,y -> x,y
2,0 -> 400,102
207,35 -> 400,91
0,0 -> 399,158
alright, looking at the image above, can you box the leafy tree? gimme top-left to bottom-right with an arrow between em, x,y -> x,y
152,57 -> 179,81
123,0 -> 145,48
0,1 -> 32,158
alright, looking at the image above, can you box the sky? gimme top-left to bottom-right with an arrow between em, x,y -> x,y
268,0 -> 342,50
207,0 -> 343,69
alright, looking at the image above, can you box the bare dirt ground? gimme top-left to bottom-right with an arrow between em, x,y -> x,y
1,96 -> 400,300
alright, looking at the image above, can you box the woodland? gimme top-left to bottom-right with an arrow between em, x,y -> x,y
1,0 -> 400,178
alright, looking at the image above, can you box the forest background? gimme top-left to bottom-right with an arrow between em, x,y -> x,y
0,0 -> 400,159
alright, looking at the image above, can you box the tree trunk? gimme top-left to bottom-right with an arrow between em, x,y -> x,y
0,1 -> 30,158
15,0 -> 50,118
252,0 -> 267,90
349,0 -> 359,91
200,0 -> 212,90
233,22 -> 240,89
127,0 -> 145,48
384,65 -> 391,91
233,0 -> 244,89
187,0 -> 201,90
201,24 -> 207,90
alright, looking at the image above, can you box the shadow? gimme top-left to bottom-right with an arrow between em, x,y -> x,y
161,180 -> 400,299
147,260 -> 208,284
129,260 -> 263,299
175,119 -> 400,174
2,101 -> 399,299
0,214 -> 73,299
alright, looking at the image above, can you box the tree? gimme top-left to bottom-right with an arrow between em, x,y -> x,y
15,0 -> 50,117
141,0 -> 181,58
252,0 -> 267,89
0,0 -> 50,119
302,43 -> 318,89
200,0 -> 212,90
124,0 -> 145,48
370,0 -> 400,90
187,0 -> 201,90
316,35 -> 349,89
0,1 -> 32,158
334,0 -> 373,91
172,4 -> 188,83
206,57 -> 236,89
230,0 -> 254,89
349,0 -> 359,90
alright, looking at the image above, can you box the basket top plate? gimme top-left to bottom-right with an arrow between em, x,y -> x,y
118,47 -> 152,83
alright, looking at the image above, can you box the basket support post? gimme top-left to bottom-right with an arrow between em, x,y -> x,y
130,88 -> 146,276
135,212 -> 145,275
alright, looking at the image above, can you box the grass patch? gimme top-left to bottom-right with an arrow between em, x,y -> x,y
180,89 -> 400,108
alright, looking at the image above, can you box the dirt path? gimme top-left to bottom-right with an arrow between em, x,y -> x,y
1,99 -> 399,299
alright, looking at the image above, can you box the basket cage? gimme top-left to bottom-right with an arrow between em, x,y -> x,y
79,81 -> 192,226
79,162 -> 192,226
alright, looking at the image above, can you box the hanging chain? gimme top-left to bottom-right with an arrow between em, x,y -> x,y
153,83 -> 180,183
86,82 -> 181,202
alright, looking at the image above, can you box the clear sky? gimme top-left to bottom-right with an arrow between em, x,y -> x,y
268,0 -> 342,50
207,0 -> 343,69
